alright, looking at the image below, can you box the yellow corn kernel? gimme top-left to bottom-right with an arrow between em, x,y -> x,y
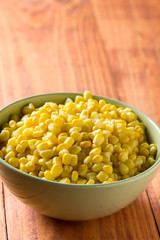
118,133 -> 129,144
23,128 -> 33,138
81,132 -> 89,140
9,120 -> 17,130
59,178 -> 70,184
103,165 -> 113,175
80,141 -> 91,148
129,154 -> 137,161
64,137 -> 75,148
70,131 -> 82,142
0,130 -> 10,141
92,154 -> 103,163
118,150 -> 129,162
57,143 -> 68,152
58,135 -> 68,144
48,123 -> 61,135
62,153 -> 71,165
19,157 -> 28,164
94,119 -> 103,128
6,145 -> 16,153
42,132 -> 58,145
29,172 -> 37,176
86,172 -> 97,181
70,154 -> 78,166
7,137 -> 17,147
54,117 -> 64,127
92,163 -> 104,172
33,149 -> 40,158
44,170 -> 55,181
15,144 -> 24,153
37,142 -> 48,151
119,163 -> 129,175
149,144 -> 157,156
109,135 -> 119,145
96,171 -> 109,183
28,155 -> 39,164
5,151 -> 15,162
125,159 -> 135,169
86,179 -> 95,184
84,90 -> 92,101
147,156 -> 156,166
70,145 -> 81,154
50,164 -> 63,178
20,163 -> 28,173
52,156 -> 62,165
38,158 -> 46,165
8,157 -> 19,167
38,171 -> 44,178
72,119 -> 83,127
134,156 -> 144,167
139,147 -> 149,157
25,162 -> 36,172
89,148 -> 101,157
45,160 -> 53,169
33,130 -> 44,138
126,112 -> 137,122
69,127 -> 82,134
59,149 -> 69,158
78,164 -> 88,177
103,178 -> 115,184
83,156 -> 92,165
39,149 -> 54,159
77,179 -> 87,184
90,112 -> 99,119
71,170 -> 79,182
93,134 -> 104,146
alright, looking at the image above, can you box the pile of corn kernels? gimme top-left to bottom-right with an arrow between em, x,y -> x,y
0,91 -> 157,184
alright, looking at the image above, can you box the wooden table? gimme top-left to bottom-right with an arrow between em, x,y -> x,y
0,0 -> 160,239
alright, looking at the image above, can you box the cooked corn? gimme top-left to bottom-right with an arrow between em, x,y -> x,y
0,91 -> 157,184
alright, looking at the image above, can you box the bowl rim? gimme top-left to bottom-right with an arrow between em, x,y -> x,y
0,92 -> 160,188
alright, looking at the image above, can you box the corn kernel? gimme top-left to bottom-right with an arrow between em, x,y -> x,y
93,134 -> 104,146
44,170 -> 55,181
59,178 -> 70,184
119,163 -> 129,175
96,171 -> 109,182
89,148 -> 101,157
50,164 -> 63,178
0,130 -> 10,141
64,137 -> 75,148
80,141 -> 91,148
92,154 -> 103,163
103,165 -> 113,175
8,157 -> 19,167
78,164 -> 88,177
25,161 -> 36,171
92,163 -> 104,172
39,149 -> 55,159
86,179 -> 95,184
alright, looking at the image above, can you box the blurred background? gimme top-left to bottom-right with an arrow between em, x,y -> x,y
0,0 -> 160,239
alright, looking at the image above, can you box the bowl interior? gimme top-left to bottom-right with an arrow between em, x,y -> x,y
0,92 -> 160,171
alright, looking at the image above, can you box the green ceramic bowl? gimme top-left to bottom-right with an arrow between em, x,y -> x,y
0,93 -> 160,221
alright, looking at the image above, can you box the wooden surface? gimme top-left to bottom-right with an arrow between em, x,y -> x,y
0,0 -> 160,239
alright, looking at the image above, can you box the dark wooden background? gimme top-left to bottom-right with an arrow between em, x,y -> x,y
0,0 -> 160,239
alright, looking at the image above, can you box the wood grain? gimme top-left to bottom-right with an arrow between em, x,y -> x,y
0,0 -> 160,239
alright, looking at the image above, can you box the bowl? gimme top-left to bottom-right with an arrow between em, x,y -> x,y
0,93 -> 160,221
